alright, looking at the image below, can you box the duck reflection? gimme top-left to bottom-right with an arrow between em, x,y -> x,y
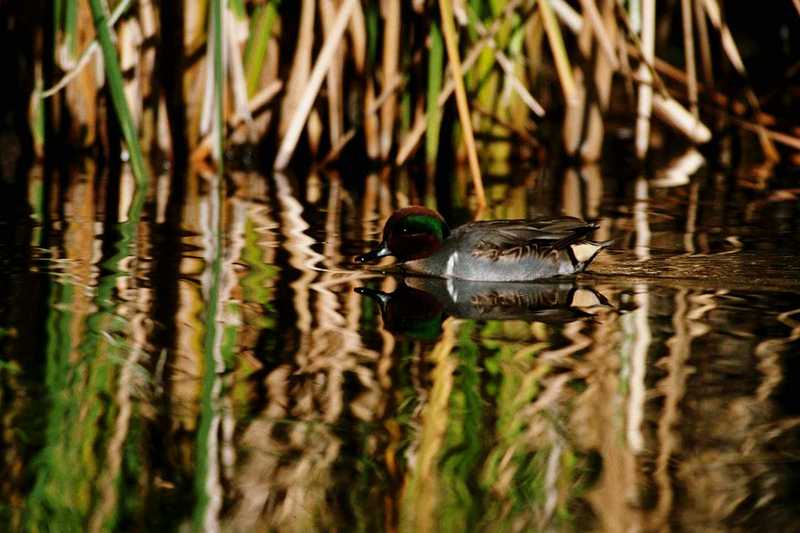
356,277 -> 609,340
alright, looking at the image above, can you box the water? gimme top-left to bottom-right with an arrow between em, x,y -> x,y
1,151 -> 800,531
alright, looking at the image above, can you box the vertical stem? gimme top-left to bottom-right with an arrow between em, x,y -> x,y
635,0 -> 655,159
540,0 -> 577,105
680,0 -> 698,116
425,20 -> 444,178
379,0 -> 400,158
273,0 -> 357,170
244,1 -> 280,96
212,0 -> 225,172
438,0 -> 485,209
693,0 -> 713,84
87,0 -> 150,186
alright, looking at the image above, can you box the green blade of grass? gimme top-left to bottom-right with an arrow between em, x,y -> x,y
87,0 -> 150,187
425,20 -> 444,178
212,0 -> 224,171
65,0 -> 78,59
244,1 -> 280,96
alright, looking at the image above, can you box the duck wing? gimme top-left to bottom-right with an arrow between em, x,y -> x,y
454,217 -> 598,261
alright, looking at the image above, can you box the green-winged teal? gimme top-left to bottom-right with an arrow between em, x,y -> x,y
355,206 -> 609,282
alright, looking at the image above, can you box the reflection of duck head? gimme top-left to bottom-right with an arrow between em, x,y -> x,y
355,283 -> 446,341
356,277 -> 609,340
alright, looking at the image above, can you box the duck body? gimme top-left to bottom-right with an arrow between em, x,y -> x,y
404,218 -> 605,281
356,207 -> 608,282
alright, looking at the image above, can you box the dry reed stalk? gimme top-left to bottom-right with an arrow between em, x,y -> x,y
562,4 -> 592,156
728,117 -> 800,151
617,23 -> 636,99
364,81 -> 381,158
379,0 -> 400,159
184,0 -> 211,146
307,109 -> 323,155
274,0 -> 357,170
578,0 -> 619,70
701,0 -> 779,160
44,1 -> 129,101
692,0 -> 713,84
645,56 -> 799,148
524,12 -> 545,89
580,0 -> 617,161
438,0 -> 485,209
320,0 -> 346,146
321,73 -> 405,164
193,81 -> 283,162
119,18 -> 143,131
138,0 -> 158,150
651,94 -> 711,144
63,2 -> 98,144
348,1 -> 366,73
227,8 -> 254,140
549,0 -> 582,33
635,0 -> 656,159
680,0 -> 698,115
198,0 -> 225,164
540,0 -> 578,105
279,0 -> 315,137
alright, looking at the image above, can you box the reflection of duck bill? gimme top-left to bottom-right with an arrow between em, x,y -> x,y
354,287 -> 391,312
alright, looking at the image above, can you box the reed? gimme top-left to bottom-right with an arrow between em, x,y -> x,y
23,0 -> 800,195
87,0 -> 149,186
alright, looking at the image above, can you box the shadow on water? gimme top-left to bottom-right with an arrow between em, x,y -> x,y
1,147 -> 800,531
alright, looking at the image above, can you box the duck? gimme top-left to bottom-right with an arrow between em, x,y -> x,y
355,206 -> 609,282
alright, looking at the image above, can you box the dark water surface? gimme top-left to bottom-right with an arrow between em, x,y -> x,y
2,152 -> 800,531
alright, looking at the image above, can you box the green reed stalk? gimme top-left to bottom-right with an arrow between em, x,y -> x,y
425,20 -> 444,178
212,0 -> 224,171
87,0 -> 150,186
65,0 -> 78,58
245,1 -> 280,96
230,0 -> 245,17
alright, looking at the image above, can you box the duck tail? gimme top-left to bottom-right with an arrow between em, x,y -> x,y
569,239 -> 614,269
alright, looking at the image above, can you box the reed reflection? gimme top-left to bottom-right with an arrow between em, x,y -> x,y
2,155 -> 800,531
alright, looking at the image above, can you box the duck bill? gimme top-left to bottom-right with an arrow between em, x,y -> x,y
355,242 -> 392,264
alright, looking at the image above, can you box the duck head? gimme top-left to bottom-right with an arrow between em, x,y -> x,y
355,206 -> 450,264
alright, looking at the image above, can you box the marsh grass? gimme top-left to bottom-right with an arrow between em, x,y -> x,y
25,1 -> 800,199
